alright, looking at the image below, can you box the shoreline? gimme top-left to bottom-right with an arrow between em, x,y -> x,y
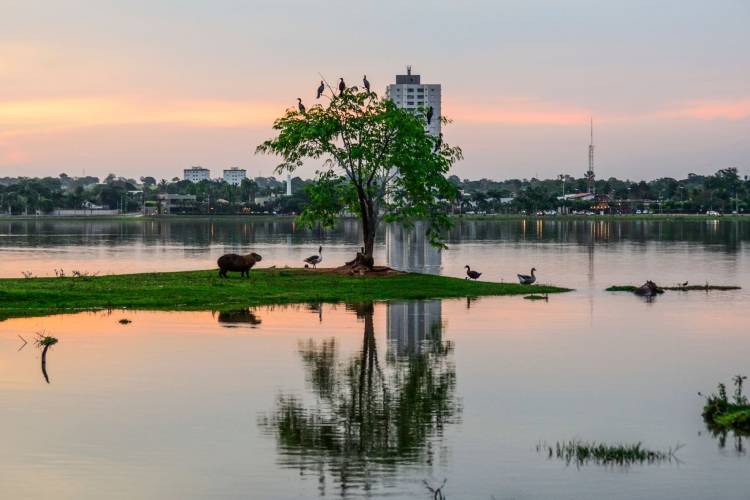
0,268 -> 571,320
0,213 -> 747,223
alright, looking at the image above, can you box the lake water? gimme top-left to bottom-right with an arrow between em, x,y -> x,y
1,218 -> 749,499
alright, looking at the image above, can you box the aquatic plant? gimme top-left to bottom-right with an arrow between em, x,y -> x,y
701,376 -> 750,432
607,284 -> 740,292
537,440 -> 681,467
34,332 -> 58,384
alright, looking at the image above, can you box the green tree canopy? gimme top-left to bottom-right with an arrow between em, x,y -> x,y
257,83 -> 461,268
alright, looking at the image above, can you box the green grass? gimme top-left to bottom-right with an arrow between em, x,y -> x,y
0,268 -> 570,320
606,284 -> 740,292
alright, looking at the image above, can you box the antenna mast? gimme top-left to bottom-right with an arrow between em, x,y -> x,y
587,117 -> 595,194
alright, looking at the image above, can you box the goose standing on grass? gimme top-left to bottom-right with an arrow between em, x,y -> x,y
297,98 -> 305,113
304,246 -> 323,269
517,267 -> 536,285
316,81 -> 325,99
465,265 -> 482,280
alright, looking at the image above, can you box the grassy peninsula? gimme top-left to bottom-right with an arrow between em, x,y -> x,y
0,268 -> 570,320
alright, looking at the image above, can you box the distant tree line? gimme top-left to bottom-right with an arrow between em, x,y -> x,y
0,167 -> 747,215
449,167 -> 749,213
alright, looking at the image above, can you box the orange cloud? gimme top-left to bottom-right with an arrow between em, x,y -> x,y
0,96 -> 286,134
654,98 -> 750,121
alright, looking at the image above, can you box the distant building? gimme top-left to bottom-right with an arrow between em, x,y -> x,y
223,167 -> 246,186
183,166 -> 210,183
157,193 -> 197,215
386,66 -> 441,136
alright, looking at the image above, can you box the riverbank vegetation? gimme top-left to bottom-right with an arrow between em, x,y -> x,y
606,284 -> 741,292
0,268 -> 570,320
701,376 -> 750,433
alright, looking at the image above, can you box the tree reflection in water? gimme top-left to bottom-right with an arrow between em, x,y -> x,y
260,301 -> 460,494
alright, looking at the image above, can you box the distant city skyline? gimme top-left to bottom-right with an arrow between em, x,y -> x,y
1,1 -> 748,181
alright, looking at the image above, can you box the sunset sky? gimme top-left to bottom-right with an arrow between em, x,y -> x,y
1,0 -> 748,181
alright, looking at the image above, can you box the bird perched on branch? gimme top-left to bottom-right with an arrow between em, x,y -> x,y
338,78 -> 346,95
363,75 -> 370,92
426,106 -> 434,124
297,98 -> 305,113
316,81 -> 324,99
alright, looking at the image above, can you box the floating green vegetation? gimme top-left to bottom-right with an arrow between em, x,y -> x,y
537,440 -> 681,467
606,284 -> 740,292
0,269 -> 571,320
701,375 -> 750,433
523,294 -> 549,301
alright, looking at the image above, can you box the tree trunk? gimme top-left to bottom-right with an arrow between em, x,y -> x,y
346,195 -> 376,269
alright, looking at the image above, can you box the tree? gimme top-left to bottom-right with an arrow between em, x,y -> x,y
257,83 -> 461,269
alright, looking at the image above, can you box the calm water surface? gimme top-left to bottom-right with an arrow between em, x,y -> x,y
1,218 -> 748,499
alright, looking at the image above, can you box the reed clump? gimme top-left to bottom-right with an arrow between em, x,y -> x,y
537,440 -> 681,467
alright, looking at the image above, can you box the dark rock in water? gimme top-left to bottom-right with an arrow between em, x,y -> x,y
217,252 -> 262,278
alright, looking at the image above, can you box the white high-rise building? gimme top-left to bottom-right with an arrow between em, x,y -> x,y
386,66 -> 441,136
223,167 -> 246,186
184,166 -> 210,183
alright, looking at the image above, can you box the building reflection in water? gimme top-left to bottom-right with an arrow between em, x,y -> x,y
386,300 -> 443,356
260,300 -> 459,496
386,222 -> 441,274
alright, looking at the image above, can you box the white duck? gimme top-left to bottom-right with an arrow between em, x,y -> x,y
517,267 -> 536,285
304,246 -> 323,268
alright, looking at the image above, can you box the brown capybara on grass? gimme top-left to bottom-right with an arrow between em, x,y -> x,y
217,252 -> 262,278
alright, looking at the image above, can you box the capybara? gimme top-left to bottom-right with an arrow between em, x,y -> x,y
634,280 -> 660,297
217,252 -> 262,278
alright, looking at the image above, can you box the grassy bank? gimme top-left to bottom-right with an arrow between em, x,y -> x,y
0,268 -> 570,320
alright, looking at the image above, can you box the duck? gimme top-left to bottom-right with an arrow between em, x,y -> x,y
304,246 -> 322,268
517,267 -> 536,285
464,265 -> 482,280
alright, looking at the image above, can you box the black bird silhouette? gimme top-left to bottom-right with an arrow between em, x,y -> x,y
426,106 -> 434,124
363,75 -> 370,92
465,265 -> 482,280
297,98 -> 305,113
316,81 -> 325,99
434,132 -> 443,152
338,78 -> 346,95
